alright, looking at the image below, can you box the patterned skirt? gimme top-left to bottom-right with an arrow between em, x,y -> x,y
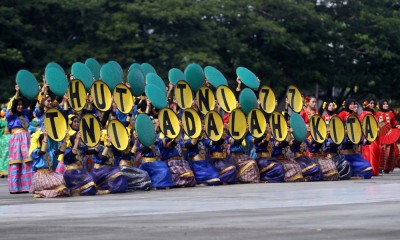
380,143 -> 399,173
8,161 -> 33,192
189,160 -> 220,186
9,131 -> 31,164
0,134 -> 11,176
276,156 -> 304,182
63,165 -> 97,196
311,153 -> 339,181
90,165 -> 128,194
343,154 -> 373,179
167,159 -> 196,187
294,156 -> 323,181
230,154 -> 260,183
209,157 -> 237,184
32,169 -> 69,198
139,160 -> 174,189
120,166 -> 152,191
256,158 -> 285,183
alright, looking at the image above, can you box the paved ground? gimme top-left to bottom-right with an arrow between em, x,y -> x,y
1,172 -> 400,240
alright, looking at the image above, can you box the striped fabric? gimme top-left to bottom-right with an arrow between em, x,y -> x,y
317,157 -> 339,181
9,131 -> 31,164
8,162 -> 33,192
230,154 -> 260,183
167,159 -> 196,187
380,143 -> 397,172
120,166 -> 152,191
276,156 -> 304,182
32,169 -> 69,198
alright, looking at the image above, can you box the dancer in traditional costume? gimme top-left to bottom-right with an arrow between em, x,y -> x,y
160,133 -> 196,187
358,99 -> 381,176
290,136 -> 323,181
206,129 -> 237,184
32,84 -> 63,171
300,96 -> 318,125
321,100 -> 337,124
324,134 -> 351,180
61,132 -> 97,196
375,99 -> 400,174
227,133 -> 260,183
271,137 -> 303,182
30,131 -> 69,198
184,134 -> 220,186
342,136 -> 373,179
252,128 -> 285,183
137,143 -> 174,189
0,109 -> 11,177
7,86 -> 34,193
338,99 -> 355,122
88,136 -> 127,194
307,135 -> 339,181
115,134 -> 152,191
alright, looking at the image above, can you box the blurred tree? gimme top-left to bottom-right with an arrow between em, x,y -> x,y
0,0 -> 398,108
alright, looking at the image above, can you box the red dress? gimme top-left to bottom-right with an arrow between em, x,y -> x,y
359,111 -> 381,176
300,107 -> 317,156
337,110 -> 351,122
300,107 -> 317,124
321,113 -> 335,125
375,110 -> 400,172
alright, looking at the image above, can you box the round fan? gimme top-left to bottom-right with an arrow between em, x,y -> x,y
378,123 -> 400,144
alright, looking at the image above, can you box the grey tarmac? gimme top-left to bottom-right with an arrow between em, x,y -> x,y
1,171 -> 400,240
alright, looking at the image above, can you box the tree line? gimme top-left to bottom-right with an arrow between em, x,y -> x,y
1,0 -> 399,108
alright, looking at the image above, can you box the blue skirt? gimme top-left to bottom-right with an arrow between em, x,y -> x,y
90,165 -> 127,194
139,160 -> 174,188
189,160 -> 220,186
294,156 -> 323,181
209,158 -> 237,184
256,158 -> 285,183
120,166 -> 152,191
63,167 -> 97,196
343,154 -> 372,179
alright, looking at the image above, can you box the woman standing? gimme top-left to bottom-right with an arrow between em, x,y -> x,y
6,85 -> 34,193
375,99 -> 400,174
0,109 -> 11,177
359,99 -> 381,176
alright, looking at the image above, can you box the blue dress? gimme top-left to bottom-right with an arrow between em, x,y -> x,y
62,147 -> 97,196
252,136 -> 284,183
88,146 -> 128,194
207,137 -> 237,184
342,137 -> 372,179
185,137 -> 220,186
